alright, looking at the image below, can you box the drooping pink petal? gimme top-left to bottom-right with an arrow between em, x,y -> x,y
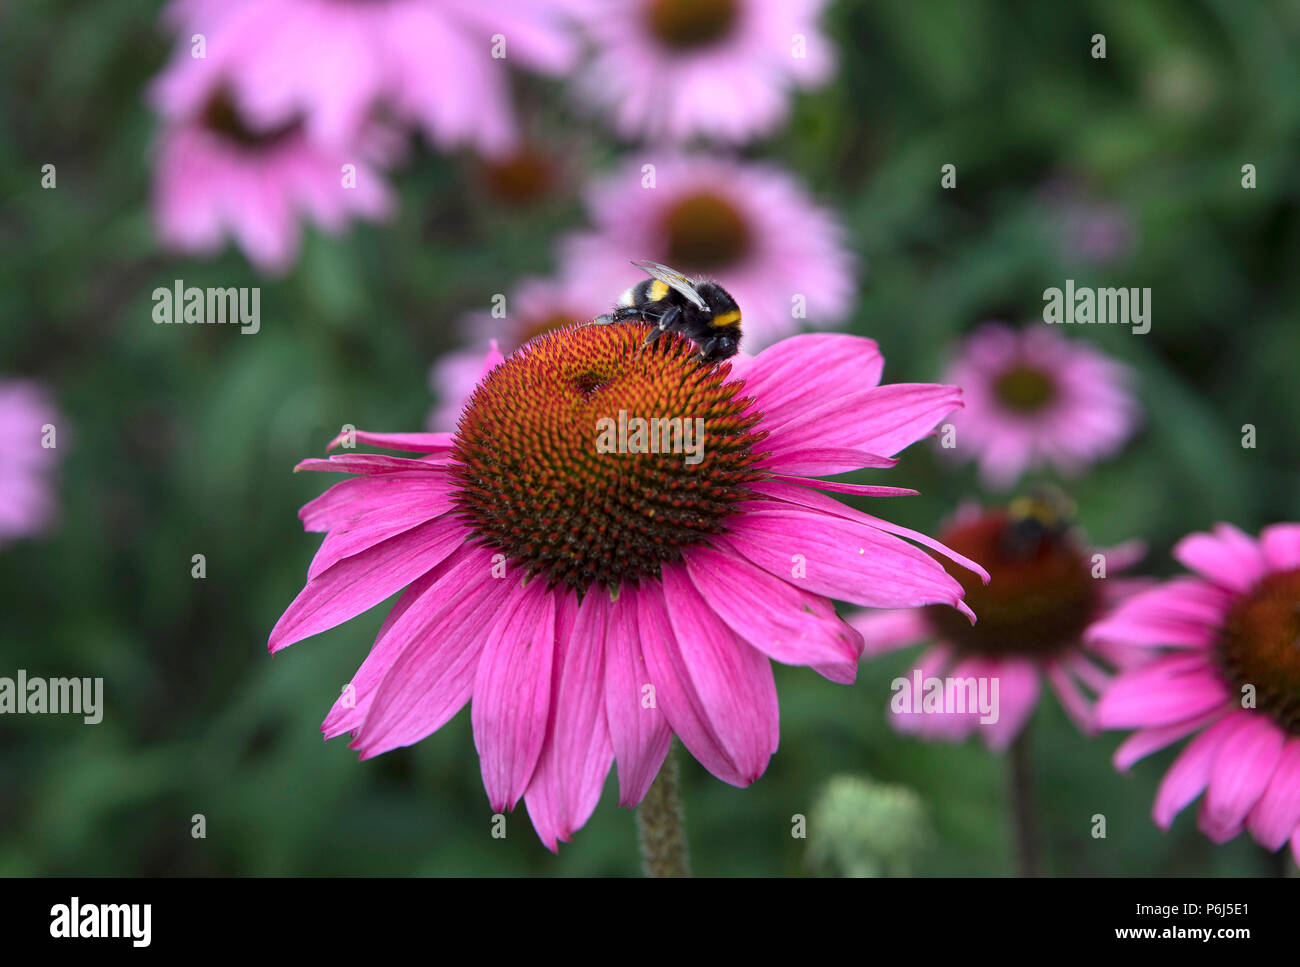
1200,715 -> 1286,843
524,591 -> 615,852
471,581 -> 558,812
756,446 -> 896,478
1111,709 -> 1223,772
1084,577 -> 1231,649
748,479 -> 989,584
269,515 -> 467,652
719,501 -> 972,617
308,488 -> 456,579
639,572 -> 779,787
342,548 -> 519,757
981,659 -> 1042,752
770,474 -> 918,499
1094,656 -> 1230,729
1152,711 -> 1252,829
1247,739 -> 1300,851
683,545 -> 862,672
849,609 -> 931,656
605,585 -> 672,807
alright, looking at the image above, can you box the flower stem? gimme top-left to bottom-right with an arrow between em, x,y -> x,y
637,743 -> 691,878
1007,727 -> 1040,876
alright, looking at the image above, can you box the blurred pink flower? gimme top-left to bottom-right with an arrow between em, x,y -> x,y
852,503 -> 1147,751
155,0 -> 578,156
150,90 -> 394,274
942,323 -> 1139,490
572,0 -> 834,144
427,274 -> 610,429
1092,523 -> 1300,862
0,380 -> 61,546
1039,178 -> 1138,264
560,155 -> 854,351
272,328 -> 983,848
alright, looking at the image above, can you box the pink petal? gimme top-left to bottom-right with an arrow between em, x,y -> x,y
981,659 -> 1042,752
1095,656 -> 1230,729
1260,523 -> 1300,571
757,446 -> 897,478
762,382 -> 962,462
742,334 -> 884,427
849,609 -> 931,656
308,488 -> 455,579
523,591 -> 614,851
326,429 -> 456,452
683,545 -> 862,671
299,471 -> 452,533
719,501 -> 972,615
341,550 -> 519,756
294,453 -> 451,476
1201,715 -> 1286,843
1153,711 -> 1252,829
471,581 -> 558,812
1247,739 -> 1300,850
269,515 -> 466,652
1111,709 -> 1223,772
603,585 -> 673,806
639,572 -> 778,787
1173,524 -> 1266,593
770,474 -> 918,498
1085,576 -> 1232,649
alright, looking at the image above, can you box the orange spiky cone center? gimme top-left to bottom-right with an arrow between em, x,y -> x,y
451,322 -> 767,594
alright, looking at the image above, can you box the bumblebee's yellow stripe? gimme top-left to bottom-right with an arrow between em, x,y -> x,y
711,309 -> 742,328
648,280 -> 670,302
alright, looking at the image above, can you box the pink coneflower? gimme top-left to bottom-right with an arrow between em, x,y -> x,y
851,500 -> 1146,750
155,0 -> 577,155
272,326 -> 986,849
151,89 -> 394,274
0,380 -> 61,546
561,156 -> 853,351
941,323 -> 1139,490
572,0 -> 834,144
426,274 -> 611,430
1091,523 -> 1300,862
1039,177 -> 1137,265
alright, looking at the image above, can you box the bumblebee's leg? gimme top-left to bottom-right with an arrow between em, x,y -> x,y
634,306 -> 677,358
698,336 -> 720,360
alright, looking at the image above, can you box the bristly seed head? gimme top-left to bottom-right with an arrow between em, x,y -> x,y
1217,569 -> 1300,735
924,510 -> 1100,657
451,322 -> 767,595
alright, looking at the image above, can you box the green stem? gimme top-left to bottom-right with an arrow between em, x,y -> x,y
636,743 -> 691,877
1008,727 -> 1040,876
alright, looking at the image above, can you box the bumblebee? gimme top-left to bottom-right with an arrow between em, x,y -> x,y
594,260 -> 742,362
1003,486 -> 1077,557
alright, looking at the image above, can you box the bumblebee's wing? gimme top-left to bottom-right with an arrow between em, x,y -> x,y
631,260 -> 707,310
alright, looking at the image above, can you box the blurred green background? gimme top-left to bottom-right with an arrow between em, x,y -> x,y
2,0 -> 1299,876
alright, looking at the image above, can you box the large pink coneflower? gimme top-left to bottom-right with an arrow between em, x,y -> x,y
272,326 -> 986,849
151,89 -> 394,274
560,156 -> 853,351
426,274 -> 611,430
941,323 -> 1139,490
852,501 -> 1147,750
1091,523 -> 1300,863
572,0 -> 835,144
0,379 -> 61,547
155,0 -> 577,156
